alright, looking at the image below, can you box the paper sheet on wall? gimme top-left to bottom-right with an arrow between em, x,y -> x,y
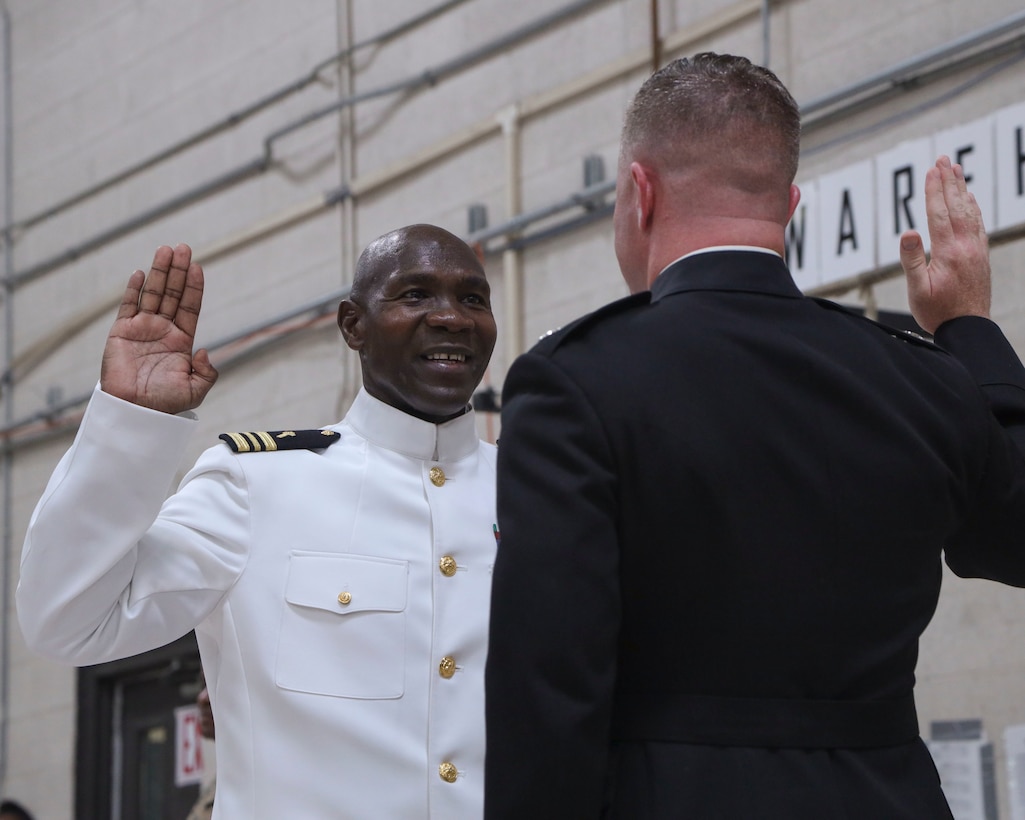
1005,724 -> 1025,820
928,737 -> 988,820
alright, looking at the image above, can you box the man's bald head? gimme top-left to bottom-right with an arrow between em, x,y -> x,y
349,224 -> 484,306
338,224 -> 497,423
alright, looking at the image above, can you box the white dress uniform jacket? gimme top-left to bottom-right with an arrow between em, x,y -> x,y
18,386 -> 498,819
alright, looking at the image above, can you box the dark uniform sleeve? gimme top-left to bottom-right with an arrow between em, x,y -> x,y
485,350 -> 620,819
933,317 -> 1025,428
934,316 -> 1025,583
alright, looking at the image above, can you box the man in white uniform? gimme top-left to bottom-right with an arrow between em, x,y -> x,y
17,224 -> 499,819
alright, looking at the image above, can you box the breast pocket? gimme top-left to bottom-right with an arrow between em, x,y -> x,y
275,551 -> 408,699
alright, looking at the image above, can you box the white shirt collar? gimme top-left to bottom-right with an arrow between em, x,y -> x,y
656,245 -> 782,279
341,388 -> 480,462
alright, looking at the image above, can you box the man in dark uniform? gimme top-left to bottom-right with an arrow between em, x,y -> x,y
484,53 -> 1025,819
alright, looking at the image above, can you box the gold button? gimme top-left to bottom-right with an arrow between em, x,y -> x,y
439,762 -> 458,783
429,465 -> 446,487
337,591 -> 352,605
439,656 -> 456,678
439,555 -> 457,577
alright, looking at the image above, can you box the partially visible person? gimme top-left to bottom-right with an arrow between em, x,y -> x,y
0,800 -> 34,820
186,673 -> 216,820
484,53 -> 1025,819
197,677 -> 216,743
18,224 -> 499,818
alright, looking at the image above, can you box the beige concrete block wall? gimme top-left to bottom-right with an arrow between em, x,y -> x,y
2,0 -> 1025,816
4,440 -> 77,818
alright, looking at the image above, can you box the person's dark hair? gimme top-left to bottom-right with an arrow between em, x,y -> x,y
621,52 -> 801,185
0,799 -> 35,820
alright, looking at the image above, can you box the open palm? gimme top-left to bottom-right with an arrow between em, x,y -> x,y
900,156 -> 990,334
100,243 -> 218,414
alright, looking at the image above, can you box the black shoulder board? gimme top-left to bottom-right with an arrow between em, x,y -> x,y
218,429 -> 341,453
809,297 -> 939,351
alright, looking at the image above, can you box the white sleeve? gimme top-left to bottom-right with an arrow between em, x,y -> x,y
17,386 -> 250,665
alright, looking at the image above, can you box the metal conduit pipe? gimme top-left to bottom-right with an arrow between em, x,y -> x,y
0,0 -> 764,424
7,296 -> 126,387
5,3 -> 1024,448
335,0 -> 361,408
498,104 -> 525,361
1,184 -> 353,387
2,180 -> 615,438
2,0 -> 474,237
23,0 -> 1020,401
0,301 -> 348,455
265,0 -> 616,148
203,179 -> 613,356
34,0 -> 955,271
761,0 -> 771,67
10,157 -> 271,287
94,0 -> 760,276
649,0 -> 660,73
7,179 -> 1025,458
7,1 -> 1018,441
0,0 -> 831,391
6,0 -> 616,291
802,49 -> 1025,159
800,8 -> 1025,123
0,174 -> 620,452
11,33 -> 1025,445
499,198 -> 614,254
2,0 -> 1008,391
0,0 -> 13,795
203,286 -> 349,353
467,179 -> 615,245
199,2 -> 1023,276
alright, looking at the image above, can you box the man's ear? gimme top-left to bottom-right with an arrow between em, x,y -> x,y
787,183 -> 802,223
338,300 -> 364,351
630,162 -> 657,232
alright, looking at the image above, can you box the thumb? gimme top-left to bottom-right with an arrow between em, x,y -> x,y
191,348 -> 219,397
899,230 -> 928,286
900,230 -> 941,334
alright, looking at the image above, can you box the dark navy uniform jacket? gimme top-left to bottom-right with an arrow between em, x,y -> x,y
484,250 -> 1025,819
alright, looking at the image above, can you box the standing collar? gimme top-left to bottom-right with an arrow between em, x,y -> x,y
650,248 -> 803,303
340,388 -> 481,461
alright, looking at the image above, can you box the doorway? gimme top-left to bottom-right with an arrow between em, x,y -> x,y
76,633 -> 204,820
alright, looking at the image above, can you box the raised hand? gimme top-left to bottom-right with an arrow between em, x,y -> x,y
900,155 -> 991,334
100,243 -> 218,414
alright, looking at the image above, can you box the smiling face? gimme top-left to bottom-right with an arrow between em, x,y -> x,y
338,225 -> 497,424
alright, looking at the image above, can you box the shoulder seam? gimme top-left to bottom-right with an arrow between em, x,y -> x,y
542,291 -> 651,352
809,297 -> 942,352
